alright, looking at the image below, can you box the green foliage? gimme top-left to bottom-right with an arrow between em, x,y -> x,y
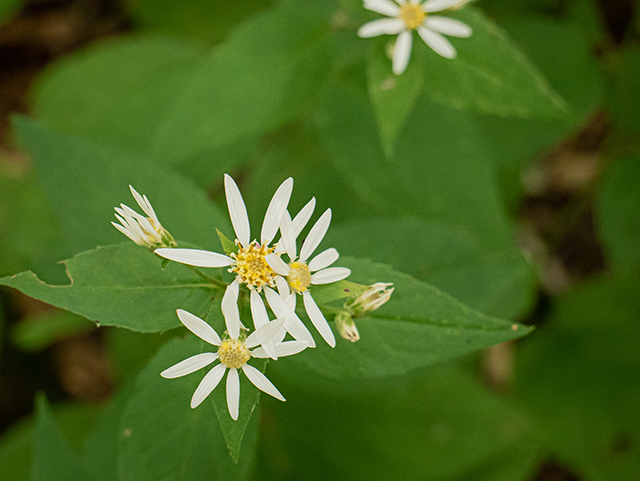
11,310 -> 94,352
281,257 -> 531,379
0,0 -> 21,24
119,335 -> 258,478
597,157 -> 640,276
0,244 -> 218,332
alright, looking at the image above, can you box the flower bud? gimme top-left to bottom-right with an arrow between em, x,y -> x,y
335,311 -> 360,343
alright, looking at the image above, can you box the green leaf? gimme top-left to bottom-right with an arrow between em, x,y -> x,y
118,336 -> 259,479
317,85 -> 515,251
280,257 -> 532,380
33,35 -> 206,157
264,364 -> 536,481
217,228 -> 238,256
128,0 -> 271,44
151,1 -> 338,163
515,278 -> 640,480
311,280 -> 369,306
325,217 -> 534,319
366,41 -> 423,154
13,118 -> 230,258
11,310 -> 94,352
416,7 -> 567,118
0,244 -> 218,333
0,0 -> 21,24
30,395 -> 94,481
597,157 -> 640,276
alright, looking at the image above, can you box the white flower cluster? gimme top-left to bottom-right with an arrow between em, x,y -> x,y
113,175 -> 392,420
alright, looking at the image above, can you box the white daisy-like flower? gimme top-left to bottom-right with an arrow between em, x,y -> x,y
265,208 -> 351,348
357,0 -> 473,75
161,283 -> 307,420
155,174 -> 316,347
111,185 -> 176,250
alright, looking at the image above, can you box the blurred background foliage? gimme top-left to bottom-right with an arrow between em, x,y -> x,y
0,0 -> 639,480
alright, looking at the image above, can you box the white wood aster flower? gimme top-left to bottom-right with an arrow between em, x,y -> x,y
265,208 -> 351,348
155,174 -> 316,347
161,283 -> 307,420
111,185 -> 176,249
358,0 -> 473,75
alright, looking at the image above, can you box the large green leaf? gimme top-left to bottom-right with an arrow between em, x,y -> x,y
33,35 -> 206,158
414,7 -> 567,118
150,0 -> 339,163
0,244 -> 218,333
30,395 -> 94,481
316,85 -> 515,251
514,277 -> 640,481
325,217 -> 533,319
596,157 -> 640,276
118,336 -> 259,478
280,257 -> 532,380
14,118 -> 230,258
262,364 -> 536,481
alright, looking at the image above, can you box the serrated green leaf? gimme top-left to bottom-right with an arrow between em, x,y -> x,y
280,257 -> 532,380
33,35 -> 206,157
30,395 -> 94,481
118,336 -> 259,479
11,310 -> 94,352
366,41 -> 423,154
0,244 -> 219,333
150,1 -> 338,163
13,118 -> 230,259
416,7 -> 567,118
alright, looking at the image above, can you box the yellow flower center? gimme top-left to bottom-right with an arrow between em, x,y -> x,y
218,339 -> 250,369
287,262 -> 312,293
230,241 -> 277,291
399,3 -> 426,30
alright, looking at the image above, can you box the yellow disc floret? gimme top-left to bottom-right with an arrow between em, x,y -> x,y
287,262 -> 312,293
399,3 -> 426,30
229,241 -> 277,290
218,339 -> 250,369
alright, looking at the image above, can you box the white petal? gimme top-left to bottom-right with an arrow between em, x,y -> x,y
129,185 -> 158,223
161,353 -> 218,378
392,30 -> 413,75
417,26 -> 456,58
177,309 -> 221,346
249,291 -> 278,359
112,221 -> 142,244
242,364 -> 285,402
221,280 -> 240,339
358,18 -> 405,38
421,0 -> 462,12
261,178 -> 293,245
279,211 -> 297,260
285,293 -> 297,312
245,318 -> 285,349
311,267 -> 351,285
264,287 -> 315,347
155,248 -> 234,268
308,248 -> 340,272
252,340 -> 308,358
224,174 -> 250,246
265,253 -> 291,276
291,198 -> 316,239
275,275 -> 291,298
303,291 -> 335,347
275,340 -> 308,357
226,368 -> 240,420
190,363 -> 226,408
250,289 -> 268,329
424,16 -> 472,37
300,209 -> 331,263
363,0 -> 401,16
